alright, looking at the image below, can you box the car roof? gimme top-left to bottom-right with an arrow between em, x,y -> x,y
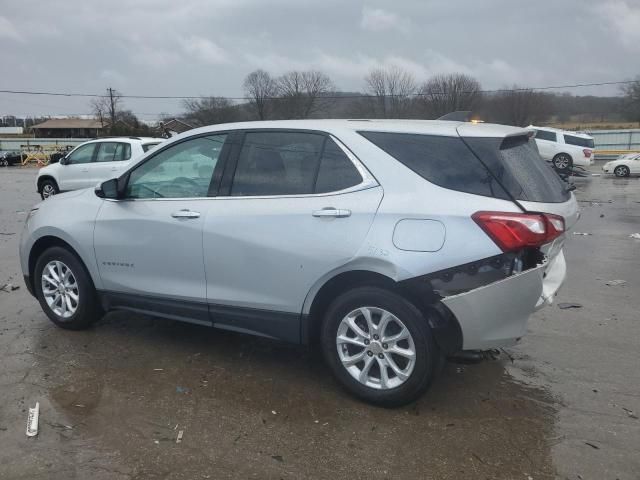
81,137 -> 164,144
528,125 -> 593,139
181,119 -> 530,139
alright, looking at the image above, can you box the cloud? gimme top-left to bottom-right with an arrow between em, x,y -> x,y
0,15 -> 22,41
595,0 -> 640,50
360,7 -> 410,33
179,36 -> 229,64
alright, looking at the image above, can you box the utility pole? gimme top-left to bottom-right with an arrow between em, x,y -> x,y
108,87 -> 116,134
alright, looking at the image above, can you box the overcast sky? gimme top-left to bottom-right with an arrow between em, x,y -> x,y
1,0 -> 639,119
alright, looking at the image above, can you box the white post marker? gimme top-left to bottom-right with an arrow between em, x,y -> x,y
26,402 -> 40,437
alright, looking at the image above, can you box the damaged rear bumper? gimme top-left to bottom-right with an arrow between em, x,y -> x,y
441,251 -> 566,350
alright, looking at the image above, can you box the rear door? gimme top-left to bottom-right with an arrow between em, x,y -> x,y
202,130 -> 382,341
92,142 -> 132,184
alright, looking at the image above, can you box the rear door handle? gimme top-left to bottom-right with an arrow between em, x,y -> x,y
312,208 -> 351,218
171,209 -> 201,219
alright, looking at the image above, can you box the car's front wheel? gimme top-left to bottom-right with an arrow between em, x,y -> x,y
34,246 -> 100,330
40,179 -> 59,199
321,286 -> 439,407
553,153 -> 573,171
614,165 -> 630,177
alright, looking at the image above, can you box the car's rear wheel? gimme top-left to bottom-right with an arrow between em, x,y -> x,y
553,153 -> 572,171
321,286 -> 439,407
40,179 -> 59,199
614,165 -> 630,177
34,246 -> 100,330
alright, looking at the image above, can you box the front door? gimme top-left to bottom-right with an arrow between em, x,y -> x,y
58,142 -> 97,191
93,134 -> 229,318
202,130 -> 383,341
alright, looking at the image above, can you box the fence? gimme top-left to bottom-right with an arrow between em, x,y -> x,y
588,129 -> 640,151
0,137 -> 87,152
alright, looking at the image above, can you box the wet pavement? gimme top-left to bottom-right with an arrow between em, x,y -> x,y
0,165 -> 638,479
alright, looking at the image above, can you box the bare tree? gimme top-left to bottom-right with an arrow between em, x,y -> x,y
91,87 -> 122,133
243,70 -> 277,120
364,66 -> 417,118
419,73 -> 482,118
182,96 -> 243,126
275,71 -> 335,119
621,77 -> 640,125
485,86 -> 552,126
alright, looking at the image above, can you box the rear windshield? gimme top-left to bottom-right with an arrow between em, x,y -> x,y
142,143 -> 160,152
563,134 -> 594,149
359,131 -> 570,204
464,135 -> 570,203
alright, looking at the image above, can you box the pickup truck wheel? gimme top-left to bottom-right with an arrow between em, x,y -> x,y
40,179 -> 59,199
321,286 -> 439,407
34,246 -> 100,330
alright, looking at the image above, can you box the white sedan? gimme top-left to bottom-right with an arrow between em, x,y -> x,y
602,153 -> 640,177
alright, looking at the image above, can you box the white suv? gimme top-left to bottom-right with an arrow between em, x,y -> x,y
529,126 -> 595,171
36,137 -> 163,199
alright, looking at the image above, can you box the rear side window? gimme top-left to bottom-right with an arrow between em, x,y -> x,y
563,134 -> 594,149
315,140 -> 362,193
358,131 -> 509,199
535,130 -> 557,142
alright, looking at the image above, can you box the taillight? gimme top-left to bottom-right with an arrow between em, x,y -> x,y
472,211 -> 565,252
583,149 -> 592,158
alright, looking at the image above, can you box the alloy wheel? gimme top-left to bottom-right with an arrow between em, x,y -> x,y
336,306 -> 416,390
42,184 -> 56,198
41,260 -> 79,319
554,155 -> 570,170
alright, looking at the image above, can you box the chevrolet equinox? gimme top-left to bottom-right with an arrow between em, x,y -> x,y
20,120 -> 578,406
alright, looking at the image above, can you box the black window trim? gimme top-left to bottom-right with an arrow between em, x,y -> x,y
219,128 -> 377,199
114,130 -> 236,201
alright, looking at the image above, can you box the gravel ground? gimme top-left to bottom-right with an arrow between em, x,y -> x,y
0,165 -> 638,479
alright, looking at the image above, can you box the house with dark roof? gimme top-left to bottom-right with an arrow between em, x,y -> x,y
30,118 -> 104,138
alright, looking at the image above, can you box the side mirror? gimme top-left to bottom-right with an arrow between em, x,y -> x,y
95,178 -> 120,199
59,156 -> 67,165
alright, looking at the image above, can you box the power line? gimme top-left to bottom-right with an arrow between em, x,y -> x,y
0,80 -> 635,100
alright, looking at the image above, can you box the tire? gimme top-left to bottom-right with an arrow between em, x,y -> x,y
553,153 -> 573,172
0,158 -> 8,167
614,165 -> 630,177
40,179 -> 59,200
320,286 -> 439,407
34,246 -> 101,330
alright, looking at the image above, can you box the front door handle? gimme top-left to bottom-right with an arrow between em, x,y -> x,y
171,209 -> 201,219
312,208 -> 351,218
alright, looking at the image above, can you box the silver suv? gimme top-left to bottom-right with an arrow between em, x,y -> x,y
19,120 -> 578,406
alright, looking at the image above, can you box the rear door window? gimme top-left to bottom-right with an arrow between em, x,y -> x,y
563,134 -> 594,149
535,130 -> 557,142
358,131 -> 509,199
231,131 -> 325,196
